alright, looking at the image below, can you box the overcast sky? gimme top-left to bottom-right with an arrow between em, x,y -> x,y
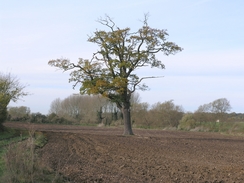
1,0 -> 243,114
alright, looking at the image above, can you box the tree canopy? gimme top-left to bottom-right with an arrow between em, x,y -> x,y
0,72 -> 28,131
196,98 -> 231,114
48,15 -> 183,135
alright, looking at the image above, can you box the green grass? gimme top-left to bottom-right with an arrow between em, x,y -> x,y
182,121 -> 244,135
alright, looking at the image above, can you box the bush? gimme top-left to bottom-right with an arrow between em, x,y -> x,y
178,113 -> 196,130
34,132 -> 48,148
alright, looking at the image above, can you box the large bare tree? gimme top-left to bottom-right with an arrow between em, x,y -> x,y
48,15 -> 183,135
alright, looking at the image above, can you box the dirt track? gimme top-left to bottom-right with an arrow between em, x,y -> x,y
4,122 -> 244,182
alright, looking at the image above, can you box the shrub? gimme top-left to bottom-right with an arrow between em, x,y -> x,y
178,113 -> 196,130
1,130 -> 68,183
34,132 -> 48,148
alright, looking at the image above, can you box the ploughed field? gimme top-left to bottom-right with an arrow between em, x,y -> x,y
4,122 -> 244,182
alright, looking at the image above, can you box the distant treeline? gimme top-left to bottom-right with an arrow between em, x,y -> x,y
6,94 -> 244,132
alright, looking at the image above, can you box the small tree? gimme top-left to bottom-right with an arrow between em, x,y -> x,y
0,93 -> 10,127
195,98 -> 231,122
48,15 -> 183,135
211,98 -> 231,121
0,73 -> 28,131
211,98 -> 231,114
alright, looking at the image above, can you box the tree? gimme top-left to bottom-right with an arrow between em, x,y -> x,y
49,95 -> 109,124
49,98 -> 62,115
151,100 -> 184,127
48,15 -> 183,135
211,98 -> 231,121
196,103 -> 211,113
0,73 -> 28,131
131,102 -> 151,128
211,98 -> 231,114
195,98 -> 231,122
0,93 -> 10,128
8,106 -> 31,121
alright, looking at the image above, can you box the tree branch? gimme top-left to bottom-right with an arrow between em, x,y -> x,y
131,76 -> 164,93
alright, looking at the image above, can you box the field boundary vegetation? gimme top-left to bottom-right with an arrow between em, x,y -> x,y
6,95 -> 244,135
0,127 -> 69,183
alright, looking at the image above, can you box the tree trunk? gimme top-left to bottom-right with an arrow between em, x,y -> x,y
121,102 -> 134,135
0,104 -> 8,132
0,124 -> 4,132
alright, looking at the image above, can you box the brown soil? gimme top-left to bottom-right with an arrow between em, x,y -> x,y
4,122 -> 244,183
